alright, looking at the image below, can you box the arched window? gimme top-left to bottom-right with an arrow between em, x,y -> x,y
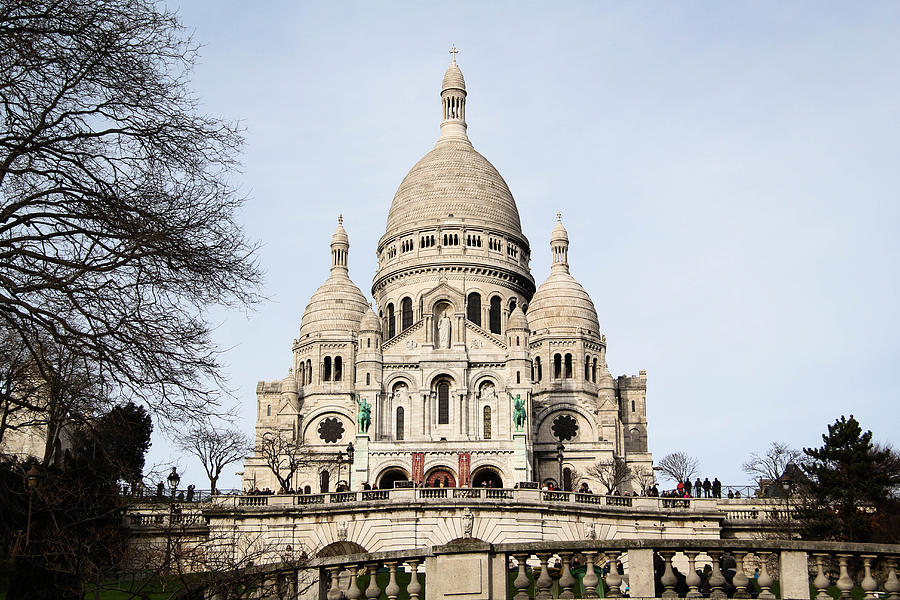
299,362 -> 305,385
320,470 -> 330,493
366,372 -> 371,385
396,407 -> 405,441
632,400 -> 636,412
585,356 -> 591,380
437,382 -> 450,425
304,485 -> 311,494
333,356 -> 342,381
564,354 -> 573,378
592,358 -> 597,383
306,360 -> 312,384
401,297 -> 413,330
563,467 -> 573,492
509,298 -> 517,313
266,404 -> 271,417
466,292 -> 481,326
554,354 -> 562,379
483,406 -> 491,440
387,303 -> 396,339
535,357 -> 542,382
367,337 -> 371,348
489,296 -> 502,334
516,371 -> 521,384
323,356 -> 332,382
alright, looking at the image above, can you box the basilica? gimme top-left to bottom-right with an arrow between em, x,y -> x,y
243,55 -> 651,494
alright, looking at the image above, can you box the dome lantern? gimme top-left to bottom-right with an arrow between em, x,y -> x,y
440,46 -> 468,141
331,214 -> 349,272
550,211 -> 570,273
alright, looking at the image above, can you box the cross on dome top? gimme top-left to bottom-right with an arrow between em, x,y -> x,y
449,45 -> 459,63
557,211 -> 562,222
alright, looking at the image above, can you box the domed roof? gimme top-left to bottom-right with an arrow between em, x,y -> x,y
385,139 -> 523,237
442,61 -> 465,92
528,271 -> 600,335
359,305 -> 380,332
298,271 -> 369,338
280,371 -> 297,394
551,213 -> 569,244
507,304 -> 529,331
298,218 -> 369,339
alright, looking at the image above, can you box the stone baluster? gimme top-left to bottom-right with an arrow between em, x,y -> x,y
685,551 -> 702,598
406,560 -> 422,600
365,563 -> 381,599
559,553 -> 576,599
605,551 -> 623,598
861,555 -> 878,600
660,551 -> 679,599
384,561 -> 400,600
813,554 -> 832,600
582,551 -> 600,599
326,567 -> 342,600
535,553 -> 554,600
757,552 -> 775,600
708,551 -> 728,600
836,554 -> 855,599
884,559 -> 900,600
733,551 -> 751,599
513,554 -> 532,600
345,564 -> 363,600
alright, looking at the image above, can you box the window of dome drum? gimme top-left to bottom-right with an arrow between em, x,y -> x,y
323,357 -> 331,381
401,297 -> 412,330
437,382 -> 449,424
489,296 -> 501,334
466,292 -> 481,326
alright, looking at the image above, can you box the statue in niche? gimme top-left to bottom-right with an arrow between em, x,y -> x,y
479,382 -> 496,402
353,394 -> 371,434
392,383 -> 409,403
438,312 -> 452,349
462,508 -> 474,538
508,392 -> 526,432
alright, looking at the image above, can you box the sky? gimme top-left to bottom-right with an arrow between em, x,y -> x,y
151,1 -> 900,491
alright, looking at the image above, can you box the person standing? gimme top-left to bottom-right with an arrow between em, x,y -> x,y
703,478 -> 712,498
694,477 -> 703,498
712,478 -> 722,499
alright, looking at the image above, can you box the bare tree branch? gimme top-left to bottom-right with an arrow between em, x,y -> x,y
176,422 -> 250,495
742,441 -> 802,485
584,455 -> 631,495
656,451 -> 699,484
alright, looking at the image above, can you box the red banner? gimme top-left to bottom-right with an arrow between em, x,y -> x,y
411,452 -> 425,484
458,452 -> 471,487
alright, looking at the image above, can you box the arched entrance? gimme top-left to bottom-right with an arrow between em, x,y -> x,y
425,467 -> 456,488
378,467 -> 410,489
471,466 -> 503,488
319,470 -> 330,493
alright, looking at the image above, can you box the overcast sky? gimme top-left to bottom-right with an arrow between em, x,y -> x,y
154,1 -> 900,491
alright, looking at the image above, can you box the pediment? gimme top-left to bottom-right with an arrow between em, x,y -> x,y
421,279 -> 465,314
465,321 -> 507,352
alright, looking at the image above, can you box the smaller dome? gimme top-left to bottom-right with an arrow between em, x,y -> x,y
281,371 -> 297,394
332,215 -> 349,245
359,305 -> 380,333
551,212 -> 568,244
507,305 -> 529,331
528,271 -> 600,336
442,61 -> 466,93
299,272 -> 369,338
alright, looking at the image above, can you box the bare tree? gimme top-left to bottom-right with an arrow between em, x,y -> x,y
176,423 -> 250,495
742,441 -> 802,485
657,451 -> 699,484
631,467 -> 656,495
255,432 -> 340,493
0,0 -> 262,426
585,455 -> 632,495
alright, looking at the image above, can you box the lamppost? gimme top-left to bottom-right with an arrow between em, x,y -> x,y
346,442 -> 355,489
556,442 -> 565,490
167,466 -> 180,500
24,464 -> 40,548
337,450 -> 345,489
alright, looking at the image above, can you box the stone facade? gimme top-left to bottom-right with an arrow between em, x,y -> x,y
243,56 -> 652,494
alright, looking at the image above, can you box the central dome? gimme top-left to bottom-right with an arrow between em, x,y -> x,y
384,138 -> 523,237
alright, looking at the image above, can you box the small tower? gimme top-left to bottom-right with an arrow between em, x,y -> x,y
550,211 -> 569,273
331,214 -> 349,272
439,46 -> 468,141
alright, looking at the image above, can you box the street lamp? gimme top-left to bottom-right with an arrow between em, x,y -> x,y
337,451 -> 345,489
556,442 -> 565,490
24,464 -> 40,548
346,442 -> 355,489
167,466 -> 180,500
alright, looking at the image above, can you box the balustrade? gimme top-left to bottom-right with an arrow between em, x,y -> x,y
238,495 -> 268,507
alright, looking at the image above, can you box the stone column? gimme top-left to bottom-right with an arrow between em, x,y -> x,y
780,550 -> 812,600
353,434 -> 369,488
628,549 -> 656,599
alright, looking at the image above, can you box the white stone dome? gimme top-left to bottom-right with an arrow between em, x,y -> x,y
298,218 -> 369,339
527,271 -> 600,335
507,304 -> 529,331
280,371 -> 297,394
359,305 -> 380,332
442,61 -> 466,92
384,139 -> 523,238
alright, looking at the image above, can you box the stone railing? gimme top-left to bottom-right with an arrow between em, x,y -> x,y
212,488 -> 758,514
303,538 -> 900,600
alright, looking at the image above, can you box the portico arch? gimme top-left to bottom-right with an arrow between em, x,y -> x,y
471,465 -> 503,488
424,466 -> 457,488
377,467 -> 410,489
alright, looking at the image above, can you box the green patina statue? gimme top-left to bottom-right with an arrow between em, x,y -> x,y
354,394 -> 371,434
509,392 -> 526,432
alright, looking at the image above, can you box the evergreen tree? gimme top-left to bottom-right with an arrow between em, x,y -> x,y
798,415 -> 900,542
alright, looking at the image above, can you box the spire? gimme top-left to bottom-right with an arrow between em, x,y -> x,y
439,46 -> 468,142
550,212 -> 569,273
331,214 -> 349,272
